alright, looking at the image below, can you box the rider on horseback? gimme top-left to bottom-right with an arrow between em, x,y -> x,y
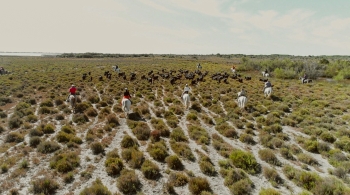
67,85 -> 77,102
182,84 -> 190,97
263,80 -> 272,91
238,87 -> 246,98
123,88 -> 132,104
303,73 -> 308,83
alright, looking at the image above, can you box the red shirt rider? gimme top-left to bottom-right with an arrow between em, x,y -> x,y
123,88 -> 131,99
69,85 -> 77,95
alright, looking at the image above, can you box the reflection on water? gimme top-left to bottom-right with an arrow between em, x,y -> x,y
0,52 -> 60,56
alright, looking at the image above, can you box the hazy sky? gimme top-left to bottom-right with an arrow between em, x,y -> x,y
1,0 -> 350,55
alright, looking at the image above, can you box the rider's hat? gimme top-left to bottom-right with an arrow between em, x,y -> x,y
72,85 -> 75,87
125,88 -> 128,90
186,84 -> 188,86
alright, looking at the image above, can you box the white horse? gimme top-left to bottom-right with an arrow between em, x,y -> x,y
237,96 -> 247,109
69,95 -> 76,112
299,77 -> 312,84
182,93 -> 190,109
262,71 -> 269,77
264,87 -> 273,97
122,98 -> 131,118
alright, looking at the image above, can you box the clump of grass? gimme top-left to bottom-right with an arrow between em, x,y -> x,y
121,135 -> 138,148
141,160 -> 160,180
188,177 -> 211,195
170,140 -> 195,161
188,125 -> 210,145
50,151 -> 80,173
117,169 -> 141,194
282,165 -> 321,191
198,153 -> 216,176
90,142 -> 105,155
212,133 -> 234,158
170,127 -> 188,142
258,149 -> 281,166
150,118 -> 170,137
121,148 -> 144,169
29,136 -> 41,147
32,177 -> 59,195
263,166 -> 283,187
239,133 -> 255,145
215,122 -> 238,139
297,153 -> 318,166
229,149 -> 260,174
168,172 -> 189,187
80,178 -> 111,195
259,188 -> 281,195
37,141 -> 60,153
147,140 -> 169,162
106,113 -> 119,127
72,113 -> 89,124
105,149 -> 124,176
166,155 -> 183,170
6,132 -> 24,143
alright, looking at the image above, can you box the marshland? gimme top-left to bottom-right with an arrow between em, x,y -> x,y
0,54 -> 350,195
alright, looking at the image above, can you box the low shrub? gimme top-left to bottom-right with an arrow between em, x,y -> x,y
188,125 -> 210,145
297,153 -> 318,166
239,133 -> 255,145
80,178 -> 112,195
29,136 -> 41,147
141,160 -> 160,180
188,177 -> 211,195
37,141 -> 60,153
121,135 -> 138,148
90,142 -> 105,155
229,178 -> 253,195
229,149 -> 260,174
170,127 -> 188,142
42,124 -> 55,134
168,172 -> 189,187
72,113 -> 89,124
106,113 -> 119,127
259,188 -> 281,195
147,141 -> 169,162
166,155 -> 183,170
50,152 -> 80,173
85,107 -> 98,117
263,166 -> 283,187
150,130 -> 161,142
170,140 -> 195,161
8,116 -> 22,129
117,169 -> 141,194
259,149 -> 281,166
6,132 -> 24,143
32,177 -> 59,195
122,148 -> 144,169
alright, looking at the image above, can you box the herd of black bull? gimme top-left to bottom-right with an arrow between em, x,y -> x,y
80,69 -> 267,85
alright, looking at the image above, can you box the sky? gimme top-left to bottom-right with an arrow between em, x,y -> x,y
1,0 -> 350,56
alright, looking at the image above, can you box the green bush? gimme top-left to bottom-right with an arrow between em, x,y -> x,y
166,155 -> 183,170
117,169 -> 141,194
32,177 -> 59,195
229,178 -> 253,195
229,150 -> 260,174
168,172 -> 189,187
29,136 -> 41,147
141,160 -> 160,180
188,177 -> 211,195
43,124 -> 55,134
188,125 -> 210,145
50,152 -> 80,173
147,141 -> 169,162
121,135 -> 138,148
80,178 -> 111,195
259,188 -> 281,195
170,127 -> 188,142
122,148 -> 144,169
258,149 -> 281,166
224,168 -> 249,187
6,132 -> 24,143
320,131 -> 336,143
37,141 -> 60,153
72,113 -> 89,124
263,166 -> 283,187
8,116 -> 22,129
170,140 -> 195,161
90,142 -> 105,155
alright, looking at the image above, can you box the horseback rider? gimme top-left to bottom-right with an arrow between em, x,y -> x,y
263,80 -> 272,91
67,84 -> 77,102
182,84 -> 190,97
231,65 -> 237,75
115,65 -> 120,73
238,87 -> 246,98
303,73 -> 308,83
197,63 -> 202,70
123,88 -> 132,104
